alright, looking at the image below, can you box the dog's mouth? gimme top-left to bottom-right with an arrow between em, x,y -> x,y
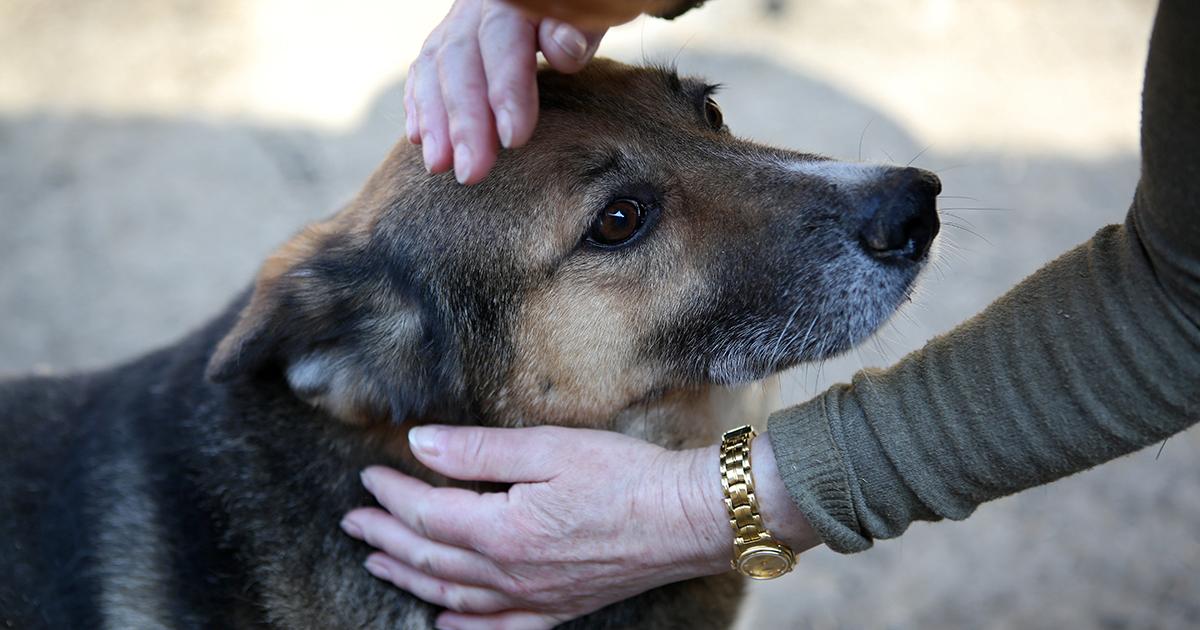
694,168 -> 941,385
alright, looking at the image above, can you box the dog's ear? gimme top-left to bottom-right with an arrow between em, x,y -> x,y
206,220 -> 462,424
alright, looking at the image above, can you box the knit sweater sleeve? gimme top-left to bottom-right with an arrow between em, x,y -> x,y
767,0 -> 1200,554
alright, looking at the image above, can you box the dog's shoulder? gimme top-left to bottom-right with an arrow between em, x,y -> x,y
0,296 -> 266,629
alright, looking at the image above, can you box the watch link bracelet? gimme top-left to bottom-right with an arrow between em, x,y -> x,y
719,425 -> 796,579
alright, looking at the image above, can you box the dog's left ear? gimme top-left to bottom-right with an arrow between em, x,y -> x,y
205,221 -> 462,425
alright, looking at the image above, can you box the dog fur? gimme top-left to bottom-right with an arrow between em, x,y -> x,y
0,59 -> 938,629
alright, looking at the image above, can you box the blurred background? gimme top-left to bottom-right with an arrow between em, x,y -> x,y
1,0 -> 1196,627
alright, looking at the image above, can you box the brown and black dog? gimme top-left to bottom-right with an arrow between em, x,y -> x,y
0,60 -> 939,628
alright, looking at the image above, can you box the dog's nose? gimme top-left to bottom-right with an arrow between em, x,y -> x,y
858,167 -> 941,263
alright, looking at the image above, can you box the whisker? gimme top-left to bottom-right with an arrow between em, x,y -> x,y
767,301 -> 807,372
939,211 -> 979,228
858,118 -> 875,162
854,346 -> 875,386
930,259 -> 947,281
941,222 -> 993,245
906,144 -> 933,168
937,235 -> 974,257
671,33 -> 698,66
938,206 -> 1013,212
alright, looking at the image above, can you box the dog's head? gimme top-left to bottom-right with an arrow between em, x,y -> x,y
207,60 -> 939,430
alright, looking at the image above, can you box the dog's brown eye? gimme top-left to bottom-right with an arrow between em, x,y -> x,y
588,199 -> 643,247
704,97 -> 724,130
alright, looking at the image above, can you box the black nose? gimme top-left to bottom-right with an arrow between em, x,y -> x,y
858,167 -> 941,263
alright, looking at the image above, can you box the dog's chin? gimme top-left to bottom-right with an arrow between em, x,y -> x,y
704,252 -> 932,386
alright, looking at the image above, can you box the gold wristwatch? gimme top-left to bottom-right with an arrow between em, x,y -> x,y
719,425 -> 795,579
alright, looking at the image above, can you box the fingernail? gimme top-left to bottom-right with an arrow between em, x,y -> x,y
364,558 -> 391,580
496,107 -> 514,149
422,135 -> 440,172
454,143 -> 473,184
408,426 -> 441,457
340,518 -> 363,539
360,469 -> 375,493
552,22 -> 588,60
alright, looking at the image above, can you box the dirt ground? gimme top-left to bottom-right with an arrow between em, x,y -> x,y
2,0 -> 1196,628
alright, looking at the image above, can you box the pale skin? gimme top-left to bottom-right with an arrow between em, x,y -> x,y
341,426 -> 820,629
406,0 -> 607,184
350,1 -> 823,628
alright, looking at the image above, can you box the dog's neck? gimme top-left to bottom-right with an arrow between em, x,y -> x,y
350,382 -> 769,473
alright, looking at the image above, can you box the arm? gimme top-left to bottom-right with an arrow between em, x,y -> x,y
769,0 -> 1200,553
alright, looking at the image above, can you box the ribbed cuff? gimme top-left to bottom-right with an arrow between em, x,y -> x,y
767,396 -> 873,553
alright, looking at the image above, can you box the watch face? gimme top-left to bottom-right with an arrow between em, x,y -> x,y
738,547 -> 793,579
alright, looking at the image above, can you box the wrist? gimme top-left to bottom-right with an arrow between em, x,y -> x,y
671,445 -> 738,575
749,433 -> 821,553
662,432 -> 822,578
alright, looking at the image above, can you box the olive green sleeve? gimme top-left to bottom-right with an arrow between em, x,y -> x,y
767,0 -> 1200,554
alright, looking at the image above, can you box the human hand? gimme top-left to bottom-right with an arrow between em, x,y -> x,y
340,425 -> 819,629
408,0 -> 606,184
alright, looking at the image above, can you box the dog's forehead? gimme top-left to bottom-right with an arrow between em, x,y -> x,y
538,60 -> 711,119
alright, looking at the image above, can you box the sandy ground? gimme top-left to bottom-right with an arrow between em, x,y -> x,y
2,0 -> 1197,627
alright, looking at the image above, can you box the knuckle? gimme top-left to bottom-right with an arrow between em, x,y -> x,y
435,36 -> 475,67
480,531 -> 520,562
475,531 -> 507,558
532,426 -> 569,454
419,25 -> 444,58
413,548 -> 437,575
464,429 -> 489,466
477,8 -> 510,35
503,576 -> 537,602
412,502 -> 433,537
447,428 -> 488,470
442,585 -> 470,613
486,84 -> 523,109
419,39 -> 441,62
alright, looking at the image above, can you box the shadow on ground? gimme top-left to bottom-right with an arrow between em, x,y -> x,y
1,52 -> 1195,629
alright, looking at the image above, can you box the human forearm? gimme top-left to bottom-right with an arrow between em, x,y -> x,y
767,0 -> 1200,554
771,219 -> 1200,553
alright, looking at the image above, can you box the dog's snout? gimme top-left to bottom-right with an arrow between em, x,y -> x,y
858,167 -> 941,263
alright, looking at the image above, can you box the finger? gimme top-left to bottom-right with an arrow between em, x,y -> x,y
478,0 -> 539,149
437,609 -> 563,630
342,507 -> 509,589
363,552 -> 511,614
414,30 -> 454,173
407,425 -> 575,482
404,62 -> 420,144
537,19 -> 606,73
359,466 -> 507,550
503,0 -> 650,29
436,6 -> 498,184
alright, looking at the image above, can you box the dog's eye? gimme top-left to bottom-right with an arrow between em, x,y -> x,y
588,199 -> 644,248
703,97 -> 724,130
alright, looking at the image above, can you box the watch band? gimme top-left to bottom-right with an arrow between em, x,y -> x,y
719,425 -> 796,579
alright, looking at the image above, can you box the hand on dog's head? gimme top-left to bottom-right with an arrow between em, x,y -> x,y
208,59 -> 938,430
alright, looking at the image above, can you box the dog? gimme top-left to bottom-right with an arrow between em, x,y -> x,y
0,59 -> 939,628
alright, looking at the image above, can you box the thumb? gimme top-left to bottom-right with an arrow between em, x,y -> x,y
408,424 -> 573,483
538,19 -> 606,73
